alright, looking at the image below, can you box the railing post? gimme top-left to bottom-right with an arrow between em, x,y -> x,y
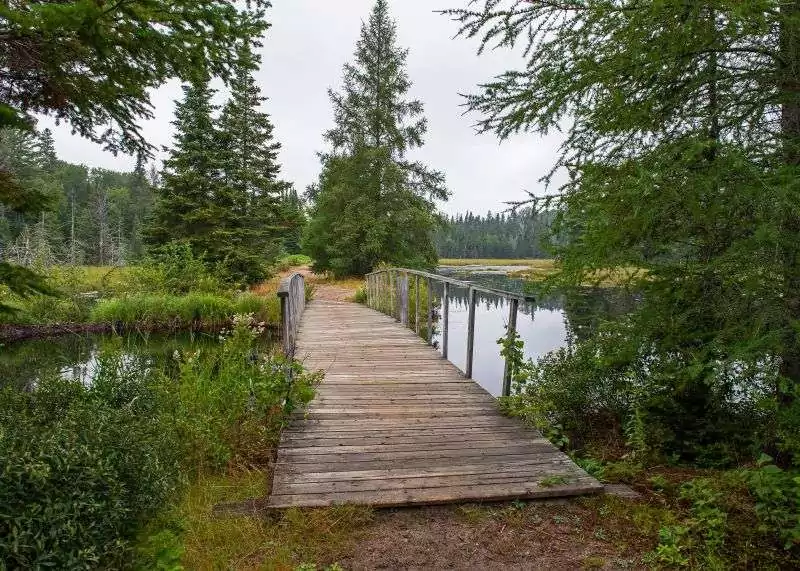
369,274 -> 374,308
277,273 -> 305,358
382,272 -> 387,314
426,277 -> 433,344
279,292 -> 289,353
465,287 -> 477,379
400,271 -> 409,326
442,281 -> 450,359
390,270 -> 397,320
415,275 -> 421,336
502,298 -> 519,397
386,271 -> 391,315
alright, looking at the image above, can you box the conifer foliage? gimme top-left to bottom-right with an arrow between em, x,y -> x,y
148,36 -> 293,284
148,77 -> 222,262
305,0 -> 448,277
449,1 -> 800,464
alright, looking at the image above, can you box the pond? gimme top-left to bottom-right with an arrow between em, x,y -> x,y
432,267 -> 637,396
2,269 -> 636,398
0,330 -> 280,391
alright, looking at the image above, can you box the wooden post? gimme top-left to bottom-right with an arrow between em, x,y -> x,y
426,277 -> 433,344
277,273 -> 306,358
415,275 -> 421,335
442,281 -> 450,359
384,272 -> 389,314
389,270 -> 396,319
502,298 -> 520,397
400,272 -> 409,326
465,287 -> 477,379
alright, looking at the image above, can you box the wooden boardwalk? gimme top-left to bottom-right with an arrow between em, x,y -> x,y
267,300 -> 603,508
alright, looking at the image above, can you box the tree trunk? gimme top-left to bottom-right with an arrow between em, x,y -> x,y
778,0 -> 800,464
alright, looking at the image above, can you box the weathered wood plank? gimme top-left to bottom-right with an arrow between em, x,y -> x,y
280,438 -> 550,456
273,457 -> 576,485
269,478 -> 604,508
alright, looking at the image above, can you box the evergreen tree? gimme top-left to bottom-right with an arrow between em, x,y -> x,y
37,129 -> 57,173
0,1 -> 270,306
128,152 -> 152,258
279,185 -> 306,254
147,77 -> 225,263
305,0 -> 448,277
216,37 -> 285,281
449,1 -> 800,462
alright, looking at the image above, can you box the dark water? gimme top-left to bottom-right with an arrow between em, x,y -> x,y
432,269 -> 636,396
0,330 -> 277,391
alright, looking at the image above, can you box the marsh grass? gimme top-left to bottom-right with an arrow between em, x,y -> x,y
89,293 -> 280,328
439,258 -> 642,287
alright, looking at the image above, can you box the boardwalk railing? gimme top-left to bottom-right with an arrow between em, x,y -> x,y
365,268 -> 534,396
277,272 -> 306,357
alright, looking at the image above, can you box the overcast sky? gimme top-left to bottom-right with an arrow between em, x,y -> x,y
39,0 -> 566,216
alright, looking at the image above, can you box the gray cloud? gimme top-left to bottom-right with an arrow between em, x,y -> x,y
40,0 -> 566,215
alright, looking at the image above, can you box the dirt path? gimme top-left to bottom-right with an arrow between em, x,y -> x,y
335,501 -> 647,570
282,265 -> 362,302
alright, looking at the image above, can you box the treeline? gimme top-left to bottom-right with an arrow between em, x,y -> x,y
0,42 -> 305,285
435,208 -> 554,259
0,128 -> 156,267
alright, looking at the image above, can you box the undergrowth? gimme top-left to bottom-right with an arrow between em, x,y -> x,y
0,316 -> 318,569
498,329 -> 800,568
145,471 -> 371,570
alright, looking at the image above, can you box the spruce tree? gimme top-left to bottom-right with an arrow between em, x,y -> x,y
305,0 -> 448,277
216,38 -> 285,281
147,76 -> 226,264
128,152 -> 152,259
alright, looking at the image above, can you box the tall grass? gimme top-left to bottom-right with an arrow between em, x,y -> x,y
89,293 -> 280,328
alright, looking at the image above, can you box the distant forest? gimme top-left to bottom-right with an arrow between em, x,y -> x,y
0,129 -> 304,268
435,208 -> 555,259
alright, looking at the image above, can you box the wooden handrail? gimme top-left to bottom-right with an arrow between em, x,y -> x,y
277,272 -> 306,357
365,268 -> 535,396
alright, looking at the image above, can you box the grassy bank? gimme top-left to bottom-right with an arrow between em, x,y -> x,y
0,251 -> 310,331
0,317 -> 319,568
89,292 -> 280,329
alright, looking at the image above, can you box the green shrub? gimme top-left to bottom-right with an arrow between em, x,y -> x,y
746,458 -> 800,550
353,286 -> 367,304
234,292 -> 281,324
0,358 -> 182,568
275,254 -> 312,272
171,315 -> 318,472
21,293 -> 92,323
0,318 -> 319,568
172,294 -> 235,324
129,243 -> 228,295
